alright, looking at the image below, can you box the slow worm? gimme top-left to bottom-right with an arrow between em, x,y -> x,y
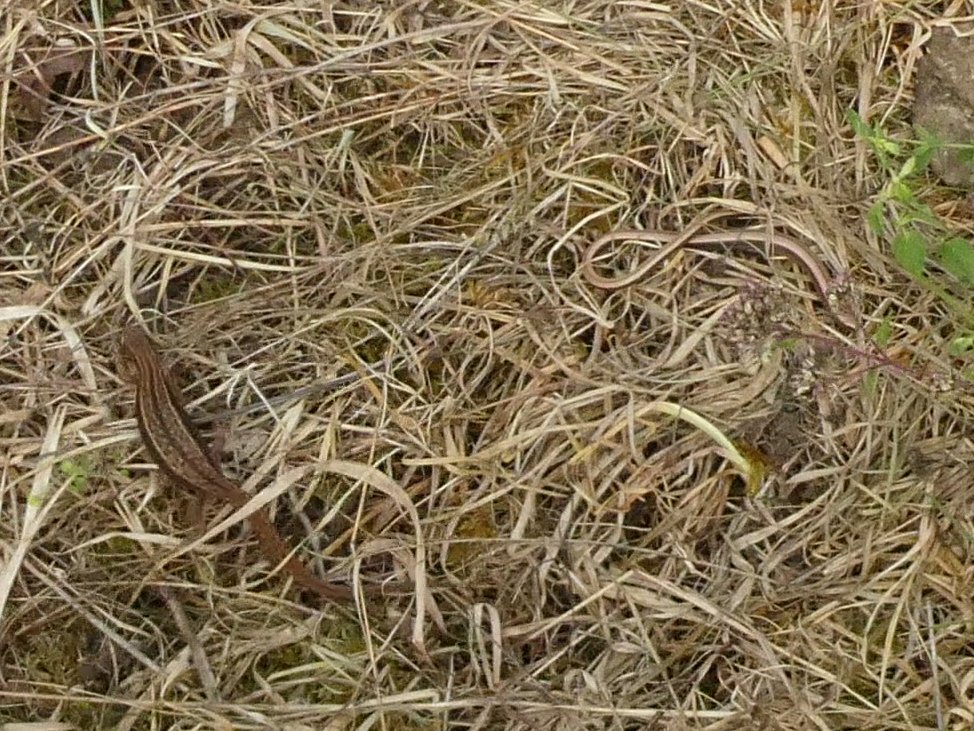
580,228 -> 841,321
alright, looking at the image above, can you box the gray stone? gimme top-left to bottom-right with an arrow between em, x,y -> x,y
913,24 -> 974,187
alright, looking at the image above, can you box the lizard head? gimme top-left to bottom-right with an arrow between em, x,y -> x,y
116,325 -> 157,384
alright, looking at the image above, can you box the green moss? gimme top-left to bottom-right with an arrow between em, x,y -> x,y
24,627 -> 85,686
251,621 -> 369,704
195,275 -> 240,304
446,505 -> 496,571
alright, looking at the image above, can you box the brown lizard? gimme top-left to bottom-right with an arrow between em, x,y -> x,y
117,325 -> 356,602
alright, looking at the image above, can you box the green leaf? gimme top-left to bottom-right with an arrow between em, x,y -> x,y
847,110 -> 899,159
898,154 -> 917,179
887,139 -> 903,158
846,109 -> 870,139
889,179 -> 915,205
873,317 -> 893,347
949,335 -> 974,358
867,201 -> 886,234
892,229 -> 927,280
912,129 -> 940,173
908,201 -> 938,227
939,238 -> 974,285
58,456 -> 91,495
863,370 -> 879,397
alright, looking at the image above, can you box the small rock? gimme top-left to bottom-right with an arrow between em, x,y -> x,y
913,24 -> 974,187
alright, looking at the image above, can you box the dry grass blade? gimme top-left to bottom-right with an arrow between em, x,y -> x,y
3,1 -> 974,729
0,405 -> 67,620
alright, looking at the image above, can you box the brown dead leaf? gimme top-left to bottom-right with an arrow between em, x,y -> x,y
10,39 -> 88,121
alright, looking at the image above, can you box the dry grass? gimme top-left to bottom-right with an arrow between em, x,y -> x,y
2,1 -> 974,729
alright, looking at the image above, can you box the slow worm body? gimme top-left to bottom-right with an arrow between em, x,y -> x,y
581,228 -> 842,322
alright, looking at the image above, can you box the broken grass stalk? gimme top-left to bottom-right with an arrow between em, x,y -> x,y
637,401 -> 762,495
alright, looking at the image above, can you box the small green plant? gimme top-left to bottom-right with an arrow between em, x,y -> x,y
849,110 -> 974,350
57,456 -> 93,496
